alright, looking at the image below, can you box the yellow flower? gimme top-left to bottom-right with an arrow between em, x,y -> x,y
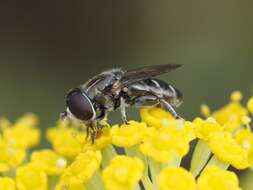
140,121 -> 193,162
47,127 -> 86,159
235,129 -> 253,165
193,117 -> 223,141
212,101 -> 247,132
0,177 -> 16,190
208,131 -> 250,169
61,150 -> 101,183
200,104 -> 211,117
3,124 -> 40,149
93,127 -> 111,150
102,156 -> 144,190
110,121 -> 146,148
16,164 -> 48,190
158,167 -> 196,190
140,107 -> 174,128
197,166 -> 241,190
31,149 -> 67,176
15,113 -> 39,128
55,179 -> 86,190
247,97 -> 253,113
0,138 -> 26,172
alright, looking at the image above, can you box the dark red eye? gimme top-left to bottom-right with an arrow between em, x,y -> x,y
66,88 -> 95,121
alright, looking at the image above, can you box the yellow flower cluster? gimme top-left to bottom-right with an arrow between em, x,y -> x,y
0,91 -> 252,190
158,165 -> 241,190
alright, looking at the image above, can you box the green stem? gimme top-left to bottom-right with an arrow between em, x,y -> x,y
162,155 -> 182,167
190,139 -> 211,177
141,175 -> 153,190
86,172 -> 104,190
101,145 -> 117,168
204,155 -> 230,170
148,159 -> 161,190
48,176 -> 58,190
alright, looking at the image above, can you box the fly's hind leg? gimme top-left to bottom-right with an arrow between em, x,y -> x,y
159,99 -> 182,119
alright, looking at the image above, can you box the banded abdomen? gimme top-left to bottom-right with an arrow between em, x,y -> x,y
127,78 -> 183,108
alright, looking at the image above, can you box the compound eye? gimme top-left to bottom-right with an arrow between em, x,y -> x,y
66,89 -> 95,121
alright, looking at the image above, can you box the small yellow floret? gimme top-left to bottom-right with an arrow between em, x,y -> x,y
61,150 -> 101,183
31,149 -> 67,176
200,104 -> 211,117
140,107 -> 174,128
0,177 -> 16,190
197,166 -> 241,190
231,91 -> 243,102
110,121 -> 146,148
47,127 -> 86,159
247,97 -> 253,113
208,131 -> 250,169
212,101 -> 247,132
102,156 -> 144,190
235,129 -> 253,165
242,116 -> 251,126
140,122 -> 193,162
16,164 -> 47,190
0,138 -> 26,172
93,127 -> 111,150
158,167 -> 196,190
3,125 -> 40,149
193,117 -> 223,141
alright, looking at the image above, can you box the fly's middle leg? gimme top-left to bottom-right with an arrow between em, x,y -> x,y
120,97 -> 129,124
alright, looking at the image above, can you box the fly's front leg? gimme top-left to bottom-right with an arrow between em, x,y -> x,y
120,97 -> 129,124
159,99 -> 182,119
90,121 -> 100,144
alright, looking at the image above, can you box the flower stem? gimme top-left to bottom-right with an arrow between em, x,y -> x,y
101,145 -> 117,168
148,159 -> 161,190
190,139 -> 211,177
86,172 -> 104,190
204,155 -> 230,170
141,175 -> 153,190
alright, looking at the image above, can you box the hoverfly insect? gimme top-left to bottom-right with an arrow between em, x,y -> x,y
61,64 -> 183,143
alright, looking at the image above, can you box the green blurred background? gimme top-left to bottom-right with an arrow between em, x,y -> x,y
1,0 -> 252,127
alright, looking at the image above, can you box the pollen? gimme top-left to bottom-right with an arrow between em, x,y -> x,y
56,158 -> 67,169
242,140 -> 251,150
242,115 -> 251,125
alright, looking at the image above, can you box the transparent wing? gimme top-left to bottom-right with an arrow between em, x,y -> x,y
119,64 -> 182,87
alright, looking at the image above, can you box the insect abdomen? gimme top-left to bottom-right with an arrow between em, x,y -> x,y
129,79 -> 176,98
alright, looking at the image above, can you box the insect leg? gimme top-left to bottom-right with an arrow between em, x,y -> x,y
85,126 -> 90,141
159,99 -> 182,119
90,121 -> 98,144
131,95 -> 159,107
120,97 -> 128,124
95,109 -> 106,121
